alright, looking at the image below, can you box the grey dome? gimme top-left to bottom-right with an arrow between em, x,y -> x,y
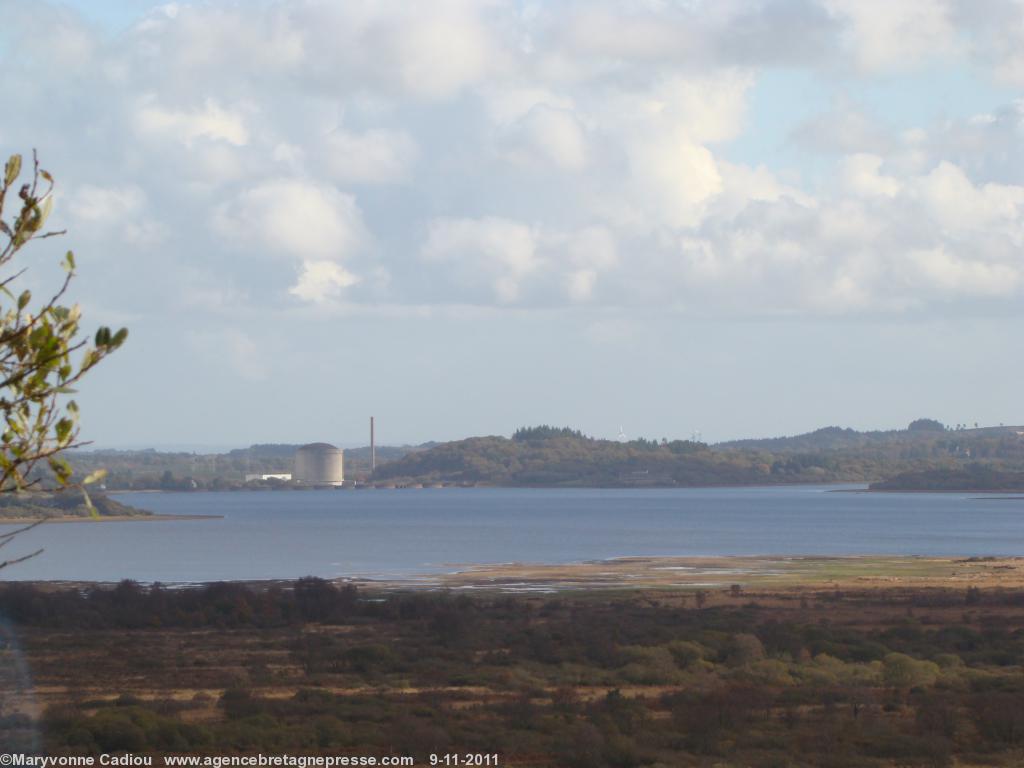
294,443 -> 344,485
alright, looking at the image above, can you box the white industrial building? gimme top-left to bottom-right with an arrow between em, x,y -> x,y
293,442 -> 345,486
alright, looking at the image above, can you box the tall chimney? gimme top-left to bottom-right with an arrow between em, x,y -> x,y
370,416 -> 376,475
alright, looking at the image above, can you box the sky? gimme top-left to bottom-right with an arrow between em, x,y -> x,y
1,0 -> 1023,449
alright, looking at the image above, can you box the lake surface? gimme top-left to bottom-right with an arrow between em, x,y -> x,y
0,486 -> 1023,583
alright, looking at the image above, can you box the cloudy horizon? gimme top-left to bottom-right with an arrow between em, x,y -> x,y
2,0 -> 1022,448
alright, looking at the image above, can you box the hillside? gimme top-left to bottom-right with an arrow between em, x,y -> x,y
61,421 -> 1024,491
69,442 -> 427,490
0,492 -> 149,520
716,420 -> 1020,453
374,422 -> 1024,488
870,465 -> 1024,492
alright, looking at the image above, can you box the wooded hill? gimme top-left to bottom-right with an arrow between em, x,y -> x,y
870,466 -> 1024,492
0,491 -> 146,519
373,422 -> 1024,488
64,421 -> 1024,491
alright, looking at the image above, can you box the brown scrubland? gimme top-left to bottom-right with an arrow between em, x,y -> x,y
3,559 -> 1024,767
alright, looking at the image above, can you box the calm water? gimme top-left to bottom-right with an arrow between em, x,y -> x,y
0,486 -> 1022,582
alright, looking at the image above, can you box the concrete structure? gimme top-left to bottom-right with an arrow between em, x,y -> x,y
293,443 -> 345,486
370,416 -> 376,474
244,473 -> 292,482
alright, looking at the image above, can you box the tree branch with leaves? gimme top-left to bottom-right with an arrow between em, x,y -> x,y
0,151 -> 128,569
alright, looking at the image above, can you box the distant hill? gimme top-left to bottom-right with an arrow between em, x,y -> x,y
227,443 -> 426,462
374,421 -> 1024,488
373,430 -> 740,487
69,443 -> 426,490
870,466 -> 1024,492
0,492 -> 148,520
65,421 -> 1024,491
716,421 -> 1022,453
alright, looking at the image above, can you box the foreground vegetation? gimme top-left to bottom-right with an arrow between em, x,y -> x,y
3,579 -> 1024,766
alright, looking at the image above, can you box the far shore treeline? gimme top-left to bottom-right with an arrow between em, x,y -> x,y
61,419 -> 1024,493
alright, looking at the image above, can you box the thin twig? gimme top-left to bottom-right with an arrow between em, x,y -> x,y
0,547 -> 43,570
0,517 -> 45,542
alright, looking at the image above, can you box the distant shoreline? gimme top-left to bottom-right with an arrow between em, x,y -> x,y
109,482 -> 868,493
0,513 -> 222,525
831,487 -> 1024,494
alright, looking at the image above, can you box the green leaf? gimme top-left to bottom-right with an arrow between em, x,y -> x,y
38,196 -> 53,228
54,418 -> 73,444
4,155 -> 21,185
82,468 -> 107,485
81,486 -> 99,519
17,290 -> 30,310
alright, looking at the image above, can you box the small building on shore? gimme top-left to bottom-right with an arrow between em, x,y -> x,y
244,473 -> 293,482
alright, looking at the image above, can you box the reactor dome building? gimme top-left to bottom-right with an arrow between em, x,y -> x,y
293,443 -> 345,486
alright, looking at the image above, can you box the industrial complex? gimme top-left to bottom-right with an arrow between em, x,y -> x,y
293,442 -> 345,486
242,417 -> 378,487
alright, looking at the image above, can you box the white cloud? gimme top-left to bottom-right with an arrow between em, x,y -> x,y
66,184 -> 165,245
323,128 -> 418,184
627,132 -> 723,228
638,73 -> 753,145
823,0 -> 961,71
564,226 -> 617,270
507,105 -> 588,171
566,269 -> 597,302
214,179 -> 368,261
482,86 -> 574,125
291,0 -> 505,101
289,260 -> 361,303
557,227 -> 617,302
667,154 -> 1024,313
715,162 -> 814,218
841,154 -> 902,198
907,247 -> 1019,296
912,161 -> 1024,234
135,95 -> 250,147
388,3 -> 497,100
126,3 -> 304,83
590,72 -> 752,230
421,217 -> 538,302
560,6 -> 687,61
68,184 -> 146,224
5,0 -> 1024,321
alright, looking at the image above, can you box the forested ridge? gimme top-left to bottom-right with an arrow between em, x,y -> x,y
64,421 -> 1024,490
374,422 -> 1024,488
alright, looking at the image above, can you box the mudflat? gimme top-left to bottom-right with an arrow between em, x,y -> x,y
363,554 -> 1024,593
